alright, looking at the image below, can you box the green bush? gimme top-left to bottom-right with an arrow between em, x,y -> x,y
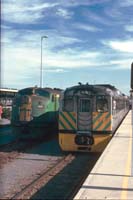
2,108 -> 11,119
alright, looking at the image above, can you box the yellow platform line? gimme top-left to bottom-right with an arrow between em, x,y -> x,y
121,118 -> 132,199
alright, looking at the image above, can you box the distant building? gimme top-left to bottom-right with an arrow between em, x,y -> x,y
0,88 -> 18,108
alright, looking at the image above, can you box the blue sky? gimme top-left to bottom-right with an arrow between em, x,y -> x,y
1,0 -> 133,95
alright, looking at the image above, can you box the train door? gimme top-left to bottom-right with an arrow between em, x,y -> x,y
77,98 -> 92,134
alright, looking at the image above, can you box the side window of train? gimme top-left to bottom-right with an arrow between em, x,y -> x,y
116,99 -> 124,110
79,99 -> 90,112
113,100 -> 116,110
96,96 -> 108,112
63,98 -> 74,112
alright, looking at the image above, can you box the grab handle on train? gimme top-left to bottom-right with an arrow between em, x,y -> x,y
131,62 -> 133,89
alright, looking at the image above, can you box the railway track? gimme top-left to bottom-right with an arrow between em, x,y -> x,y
1,127 -> 101,199
1,147 -> 100,200
10,152 -> 100,200
0,135 -> 59,170
0,139 -> 44,170
11,154 -> 75,199
31,152 -> 100,200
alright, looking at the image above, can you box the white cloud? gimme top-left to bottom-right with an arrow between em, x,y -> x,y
45,69 -> 67,73
1,0 -> 112,25
109,59 -> 132,69
55,36 -> 81,46
1,0 -> 132,92
74,23 -> 101,32
2,27 -> 132,84
56,8 -> 72,19
104,0 -> 132,23
24,3 -> 58,11
1,25 -> 11,30
2,46 -> 102,89
10,12 -> 43,24
1,32 -> 102,88
55,0 -> 110,7
119,0 -> 133,7
46,52 -> 100,69
2,1 -> 58,24
1,28 -> 101,78
2,1 -> 57,12
125,25 -> 133,32
103,40 -> 133,53
84,10 -> 112,26
2,46 -> 40,73
1,28 -> 81,51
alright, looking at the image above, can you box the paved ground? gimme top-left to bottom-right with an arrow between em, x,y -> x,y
0,118 -> 10,127
74,111 -> 133,200
0,138 -> 63,199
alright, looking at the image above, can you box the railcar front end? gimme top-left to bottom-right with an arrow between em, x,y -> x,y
59,85 -> 112,152
59,84 -> 129,152
11,87 -> 60,138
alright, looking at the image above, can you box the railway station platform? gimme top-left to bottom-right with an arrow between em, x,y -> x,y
0,118 -> 11,127
74,111 -> 133,199
0,118 -> 10,127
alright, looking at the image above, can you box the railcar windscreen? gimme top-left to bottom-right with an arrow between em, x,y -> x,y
35,89 -> 50,97
96,96 -> 108,112
63,98 -> 74,112
79,99 -> 91,112
18,88 -> 34,95
18,88 -> 50,98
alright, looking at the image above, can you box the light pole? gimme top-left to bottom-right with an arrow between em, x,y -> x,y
131,62 -> 133,125
40,35 -> 48,88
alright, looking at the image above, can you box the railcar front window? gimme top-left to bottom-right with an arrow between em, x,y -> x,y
97,97 -> 108,112
63,98 -> 74,112
35,89 -> 50,98
18,88 -> 34,95
79,99 -> 90,112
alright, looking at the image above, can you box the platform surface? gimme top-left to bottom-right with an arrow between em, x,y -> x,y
74,111 -> 133,199
0,118 -> 10,127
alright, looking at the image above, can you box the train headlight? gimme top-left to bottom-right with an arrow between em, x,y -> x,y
56,94 -> 60,98
37,101 -> 44,109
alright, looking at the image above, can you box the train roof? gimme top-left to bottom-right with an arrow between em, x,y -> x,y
95,84 -> 117,91
64,84 -> 123,97
18,87 -> 62,95
44,87 -> 62,94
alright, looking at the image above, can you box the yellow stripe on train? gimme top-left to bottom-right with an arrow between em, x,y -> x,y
59,133 -> 112,152
59,112 -> 77,130
92,112 -> 112,131
19,104 -> 32,121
